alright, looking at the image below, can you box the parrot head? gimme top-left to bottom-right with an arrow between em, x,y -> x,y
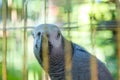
32,24 -> 63,65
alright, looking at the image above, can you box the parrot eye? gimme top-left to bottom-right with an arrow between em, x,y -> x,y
57,32 -> 60,39
37,32 -> 41,36
46,34 -> 49,38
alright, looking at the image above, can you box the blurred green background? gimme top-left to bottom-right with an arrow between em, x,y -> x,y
0,0 -> 119,80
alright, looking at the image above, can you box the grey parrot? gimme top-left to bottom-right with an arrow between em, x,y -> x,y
32,24 -> 114,80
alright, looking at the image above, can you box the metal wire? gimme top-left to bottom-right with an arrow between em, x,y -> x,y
1,24 -> 119,31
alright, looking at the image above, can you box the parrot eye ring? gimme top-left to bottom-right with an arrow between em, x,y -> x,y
37,32 -> 41,36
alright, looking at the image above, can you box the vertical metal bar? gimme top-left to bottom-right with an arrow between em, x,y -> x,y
90,15 -> 98,80
90,1 -> 98,80
64,0 -> 72,80
23,1 -> 28,80
65,0 -> 71,39
42,33 -> 49,80
43,0 -> 49,80
64,40 -> 72,80
116,0 -> 120,80
67,11 -> 71,39
2,0 -> 7,80
117,25 -> 120,80
44,0 -> 48,24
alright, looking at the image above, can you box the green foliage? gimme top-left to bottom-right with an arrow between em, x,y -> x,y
12,0 -> 23,9
7,67 -> 22,80
0,63 -> 2,80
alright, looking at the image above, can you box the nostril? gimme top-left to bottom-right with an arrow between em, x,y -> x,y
48,41 -> 53,48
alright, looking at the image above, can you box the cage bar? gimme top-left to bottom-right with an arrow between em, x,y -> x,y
64,39 -> 72,80
42,33 -> 49,80
2,0 -> 7,80
23,0 -> 28,80
116,0 -> 120,80
64,0 -> 72,80
90,1 -> 98,80
44,0 -> 48,24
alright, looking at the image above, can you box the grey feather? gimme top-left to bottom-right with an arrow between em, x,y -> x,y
32,24 -> 114,80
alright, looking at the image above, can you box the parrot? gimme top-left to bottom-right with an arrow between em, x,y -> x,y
32,24 -> 114,80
